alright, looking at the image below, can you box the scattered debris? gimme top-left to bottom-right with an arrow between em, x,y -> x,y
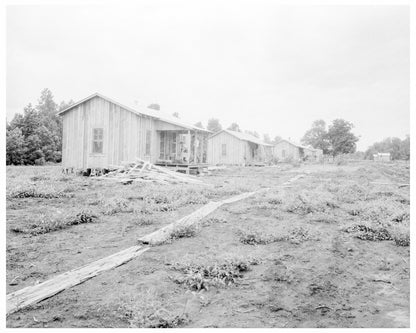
95,158 -> 208,185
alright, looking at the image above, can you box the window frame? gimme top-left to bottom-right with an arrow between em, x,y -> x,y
92,128 -> 104,154
221,143 -> 227,156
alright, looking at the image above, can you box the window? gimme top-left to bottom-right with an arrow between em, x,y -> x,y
282,149 -> 286,158
221,144 -> 227,156
92,128 -> 103,154
145,130 -> 151,156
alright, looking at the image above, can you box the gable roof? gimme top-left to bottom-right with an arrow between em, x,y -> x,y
276,138 -> 311,150
57,93 -> 211,133
210,129 -> 273,146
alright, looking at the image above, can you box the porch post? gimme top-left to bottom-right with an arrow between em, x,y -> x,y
187,130 -> 191,163
200,132 -> 204,164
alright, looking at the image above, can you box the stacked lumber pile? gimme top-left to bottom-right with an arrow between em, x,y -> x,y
95,158 -> 206,185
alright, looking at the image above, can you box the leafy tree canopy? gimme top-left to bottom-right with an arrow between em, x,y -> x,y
227,123 -> 241,132
301,119 -> 330,154
207,118 -> 222,133
327,119 -> 359,156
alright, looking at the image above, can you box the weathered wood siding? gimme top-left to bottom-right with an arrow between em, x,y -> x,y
272,141 -> 300,161
61,96 -> 158,168
207,132 -> 246,165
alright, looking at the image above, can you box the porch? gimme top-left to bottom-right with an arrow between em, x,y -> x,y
156,129 -> 209,174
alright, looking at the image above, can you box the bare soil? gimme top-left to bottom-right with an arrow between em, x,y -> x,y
6,161 -> 410,328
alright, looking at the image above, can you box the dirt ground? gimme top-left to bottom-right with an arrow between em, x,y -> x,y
6,161 -> 410,328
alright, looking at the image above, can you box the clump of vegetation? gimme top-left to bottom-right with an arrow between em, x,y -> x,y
393,234 -> 410,247
135,216 -> 156,226
392,212 -> 410,223
308,213 -> 338,224
181,195 -> 209,205
122,291 -> 189,328
238,230 -> 283,245
283,194 -> 327,215
170,225 -> 198,240
287,227 -> 313,243
344,224 -> 392,241
171,259 -> 251,291
8,187 -> 74,199
30,175 -> 50,181
202,217 -> 227,226
10,211 -> 98,236
102,198 -> 134,215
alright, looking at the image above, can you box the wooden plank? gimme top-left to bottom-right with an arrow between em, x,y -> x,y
138,187 -> 270,245
7,246 -> 149,315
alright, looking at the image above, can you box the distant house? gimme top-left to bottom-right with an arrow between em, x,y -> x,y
273,139 -> 323,162
57,93 -> 211,170
373,152 -> 391,162
207,129 -> 273,165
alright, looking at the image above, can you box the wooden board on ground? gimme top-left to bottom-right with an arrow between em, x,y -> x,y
7,246 -> 149,315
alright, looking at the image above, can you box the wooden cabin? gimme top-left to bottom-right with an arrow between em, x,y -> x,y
58,93 -> 211,170
207,129 -> 273,165
273,139 -> 322,162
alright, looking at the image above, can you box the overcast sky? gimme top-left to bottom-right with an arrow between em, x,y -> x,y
7,2 -> 409,151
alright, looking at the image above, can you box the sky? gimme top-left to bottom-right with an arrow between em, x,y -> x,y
6,1 -> 410,151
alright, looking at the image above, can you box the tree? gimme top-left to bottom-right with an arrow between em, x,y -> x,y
365,136 -> 410,160
147,103 -> 160,110
263,134 -> 272,144
301,119 -> 330,154
245,130 -> 259,138
194,121 -> 204,129
6,128 -> 27,165
327,119 -> 359,156
272,135 -> 282,144
227,123 -> 241,132
207,118 -> 222,133
5,89 -> 70,165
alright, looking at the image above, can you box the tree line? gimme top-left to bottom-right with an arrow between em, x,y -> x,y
6,89 -> 73,165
